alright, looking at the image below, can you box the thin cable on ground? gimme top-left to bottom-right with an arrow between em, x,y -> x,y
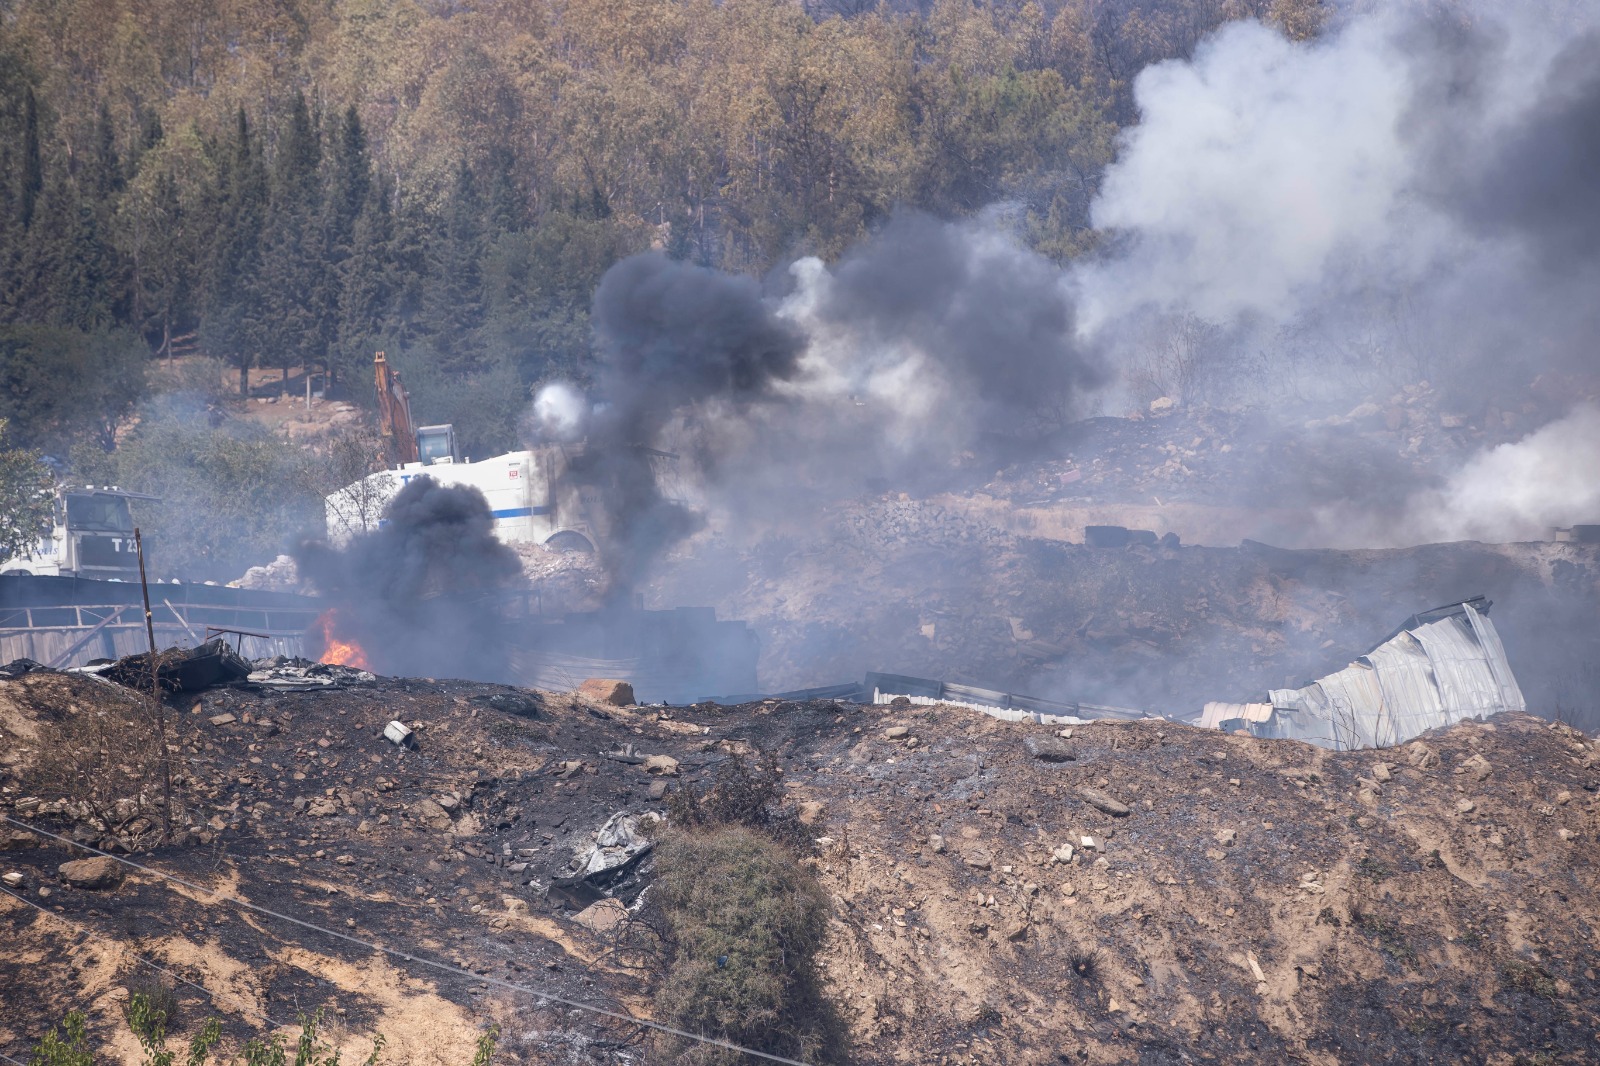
0,885 -> 288,1029
0,1051 -> 28,1066
3,815 -> 815,1066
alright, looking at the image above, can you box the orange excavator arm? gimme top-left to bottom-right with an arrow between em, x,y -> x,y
374,351 -> 418,466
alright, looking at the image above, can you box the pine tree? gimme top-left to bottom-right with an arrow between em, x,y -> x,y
19,87 -> 41,231
257,92 -> 325,387
423,159 -> 486,371
202,108 -> 269,397
334,175 -> 394,392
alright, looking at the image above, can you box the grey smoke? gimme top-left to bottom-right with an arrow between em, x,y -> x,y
802,209 -> 1103,432
1077,5 -> 1600,541
295,476 -> 523,679
580,252 -> 806,594
1448,29 -> 1600,271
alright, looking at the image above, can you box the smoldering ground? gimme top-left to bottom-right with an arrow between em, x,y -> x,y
295,476 -> 524,681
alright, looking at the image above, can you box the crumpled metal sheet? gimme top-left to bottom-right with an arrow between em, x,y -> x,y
1256,601 -> 1523,750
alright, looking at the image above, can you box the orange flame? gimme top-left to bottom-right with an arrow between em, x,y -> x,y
312,609 -> 372,670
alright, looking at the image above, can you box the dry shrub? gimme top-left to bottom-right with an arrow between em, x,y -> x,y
652,827 -> 846,1065
22,678 -> 177,843
665,749 -> 810,854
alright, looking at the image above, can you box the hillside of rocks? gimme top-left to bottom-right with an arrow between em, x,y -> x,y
2,666 -> 1598,1065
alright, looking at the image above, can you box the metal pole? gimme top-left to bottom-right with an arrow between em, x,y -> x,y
135,529 -> 172,842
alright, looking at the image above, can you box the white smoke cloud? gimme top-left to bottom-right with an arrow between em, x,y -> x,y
529,381 -> 587,442
1363,405 -> 1600,545
1084,16 -> 1431,327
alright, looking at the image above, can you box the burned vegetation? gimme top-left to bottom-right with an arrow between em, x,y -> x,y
0,662 -> 1596,1065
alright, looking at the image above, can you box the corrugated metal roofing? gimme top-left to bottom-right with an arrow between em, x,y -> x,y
1241,600 -> 1523,750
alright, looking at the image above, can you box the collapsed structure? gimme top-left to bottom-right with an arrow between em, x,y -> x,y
1201,597 -> 1525,750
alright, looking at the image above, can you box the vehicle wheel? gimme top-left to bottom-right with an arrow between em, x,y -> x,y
544,531 -> 594,554
1,569 -> 31,577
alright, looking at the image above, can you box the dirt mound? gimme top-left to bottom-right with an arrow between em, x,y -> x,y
1,669 -> 1597,1064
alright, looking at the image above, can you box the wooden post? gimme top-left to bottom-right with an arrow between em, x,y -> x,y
135,529 -> 173,843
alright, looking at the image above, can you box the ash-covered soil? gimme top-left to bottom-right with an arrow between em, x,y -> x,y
2,669 -> 1598,1065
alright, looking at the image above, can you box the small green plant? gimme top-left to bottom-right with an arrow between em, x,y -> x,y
1356,856 -> 1393,882
1316,906 -> 1341,928
28,1011 -> 93,1066
471,1026 -> 498,1066
186,1021 -> 222,1066
242,1011 -> 371,1066
127,989 -> 177,1066
1502,961 -> 1560,999
126,990 -> 222,1066
1456,929 -> 1483,948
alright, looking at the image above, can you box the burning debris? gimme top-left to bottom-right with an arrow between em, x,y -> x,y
295,477 -> 524,682
309,608 -> 371,671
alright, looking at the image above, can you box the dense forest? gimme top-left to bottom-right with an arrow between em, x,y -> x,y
0,0 -> 1325,465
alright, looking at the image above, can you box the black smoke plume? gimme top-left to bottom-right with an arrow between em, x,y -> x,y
812,209 -> 1104,431
295,476 -> 524,679
580,252 -> 805,595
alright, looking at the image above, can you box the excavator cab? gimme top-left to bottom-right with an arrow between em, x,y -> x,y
416,424 -> 458,464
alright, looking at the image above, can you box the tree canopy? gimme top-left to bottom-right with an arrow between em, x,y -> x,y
0,0 -> 1324,451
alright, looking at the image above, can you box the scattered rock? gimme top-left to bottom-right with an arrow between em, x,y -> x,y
572,897 -> 629,934
963,848 -> 994,870
578,679 -> 635,707
797,800 -> 825,825
1458,753 -> 1493,781
1051,844 -> 1075,864
1408,742 -> 1439,771
1005,921 -> 1029,941
1,871 -> 23,888
1558,828 -> 1578,842
1372,762 -> 1393,783
208,713 -> 237,726
1215,828 -> 1237,847
1024,736 -> 1075,763
648,780 -> 670,800
58,857 -> 123,890
503,897 -> 529,916
884,726 -> 910,740
1455,799 -> 1476,814
412,798 -> 454,831
1079,787 -> 1132,817
0,831 -> 38,852
929,835 -> 947,854
643,754 -> 680,776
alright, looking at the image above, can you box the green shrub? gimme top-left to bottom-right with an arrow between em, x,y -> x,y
239,1011 -> 384,1066
28,1011 -> 92,1066
652,827 -> 845,1065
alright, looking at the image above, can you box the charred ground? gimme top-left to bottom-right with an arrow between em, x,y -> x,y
2,668 -> 1598,1065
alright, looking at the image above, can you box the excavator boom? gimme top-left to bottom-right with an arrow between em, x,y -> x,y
374,352 -> 419,466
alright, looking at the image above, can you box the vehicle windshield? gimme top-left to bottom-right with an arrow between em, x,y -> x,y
65,494 -> 134,532
418,429 -> 453,464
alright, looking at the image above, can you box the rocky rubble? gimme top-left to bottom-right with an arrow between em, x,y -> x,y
1,665 -> 1597,1065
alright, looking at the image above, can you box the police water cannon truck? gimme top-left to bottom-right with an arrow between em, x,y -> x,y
0,486 -> 160,578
